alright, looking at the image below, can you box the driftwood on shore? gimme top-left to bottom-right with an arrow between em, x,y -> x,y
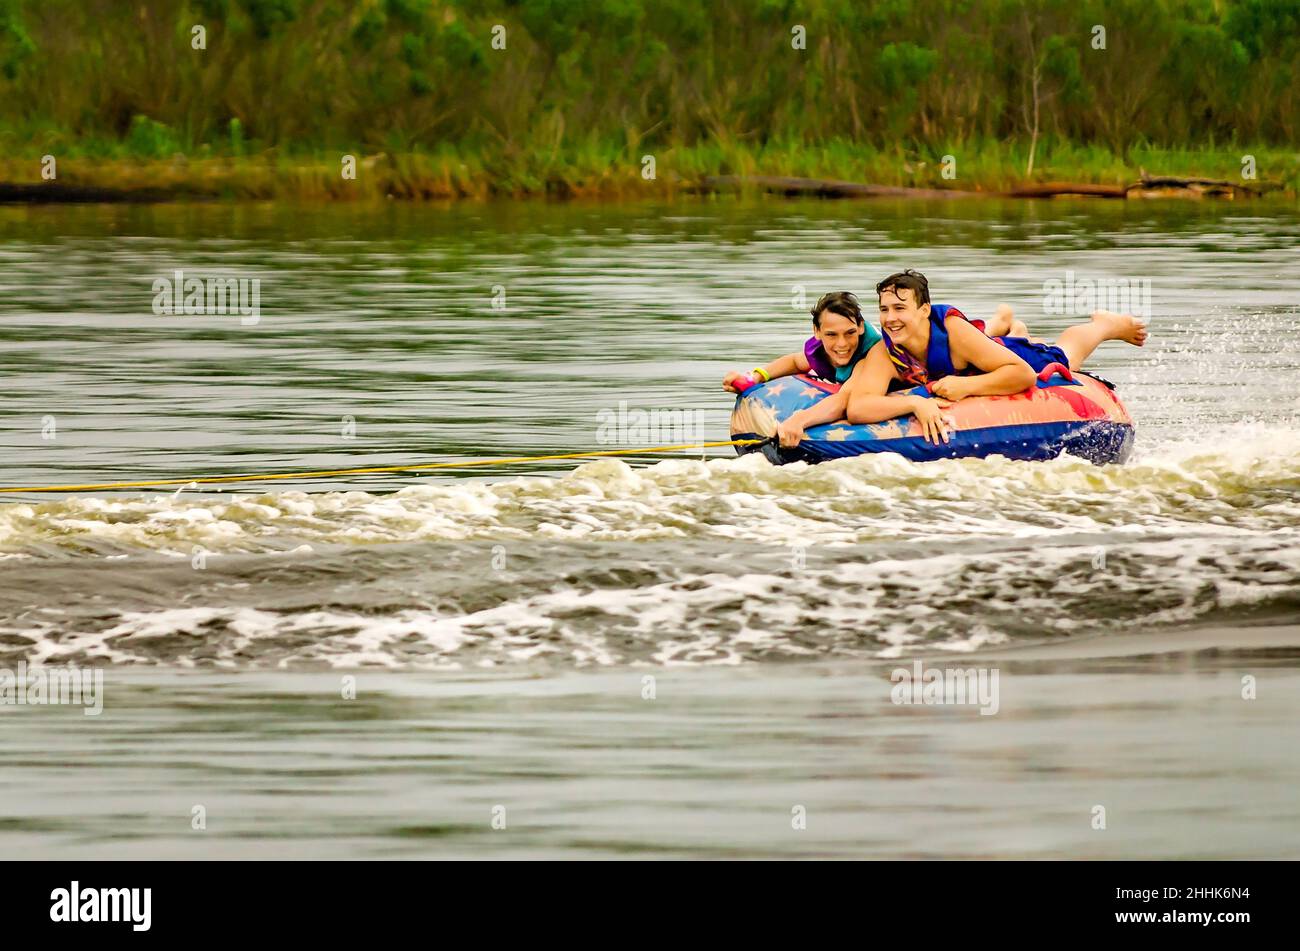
1125,173 -> 1284,199
694,175 -> 981,199
697,173 -> 1287,201
0,182 -> 187,203
0,172 -> 1288,204
1002,182 -> 1127,198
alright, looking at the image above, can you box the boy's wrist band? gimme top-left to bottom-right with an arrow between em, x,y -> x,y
751,367 -> 771,383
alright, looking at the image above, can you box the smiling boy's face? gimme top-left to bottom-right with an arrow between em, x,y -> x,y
813,310 -> 864,367
878,286 -> 931,344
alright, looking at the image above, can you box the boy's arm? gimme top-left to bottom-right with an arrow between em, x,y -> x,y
775,349 -> 882,446
843,343 -> 916,423
777,373 -> 853,436
843,344 -> 954,444
931,317 -> 1035,399
779,343 -> 946,444
723,351 -> 809,392
762,351 -> 809,379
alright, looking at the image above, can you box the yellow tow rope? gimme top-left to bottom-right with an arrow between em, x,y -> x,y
0,439 -> 768,494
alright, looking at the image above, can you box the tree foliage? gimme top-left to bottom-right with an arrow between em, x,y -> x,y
1,0 -> 1295,156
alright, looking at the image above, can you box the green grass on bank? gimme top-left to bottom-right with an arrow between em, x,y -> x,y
2,136 -> 1296,201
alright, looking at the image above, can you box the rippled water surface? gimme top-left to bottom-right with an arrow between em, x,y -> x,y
4,663 -> 1297,860
0,199 -> 1297,858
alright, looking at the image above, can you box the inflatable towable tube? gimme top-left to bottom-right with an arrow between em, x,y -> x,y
731,364 -> 1134,465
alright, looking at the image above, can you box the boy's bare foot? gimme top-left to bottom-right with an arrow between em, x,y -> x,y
985,304 -> 1033,339
985,304 -> 1015,337
1091,310 -> 1148,347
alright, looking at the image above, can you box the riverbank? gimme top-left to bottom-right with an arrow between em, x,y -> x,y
3,141 -> 1296,202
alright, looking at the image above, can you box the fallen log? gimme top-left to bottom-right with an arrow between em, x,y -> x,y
1002,182 -> 1127,198
696,173 -> 1288,202
1127,174 -> 1282,199
0,182 -> 181,203
694,175 -> 979,199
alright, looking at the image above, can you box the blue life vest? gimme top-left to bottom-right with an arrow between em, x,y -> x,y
884,304 -> 1064,385
883,304 -> 982,385
922,304 -> 964,379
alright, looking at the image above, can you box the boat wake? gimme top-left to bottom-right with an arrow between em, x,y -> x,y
2,422 -> 1298,669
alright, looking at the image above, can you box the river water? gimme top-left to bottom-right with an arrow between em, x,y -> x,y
0,198 -> 1297,858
